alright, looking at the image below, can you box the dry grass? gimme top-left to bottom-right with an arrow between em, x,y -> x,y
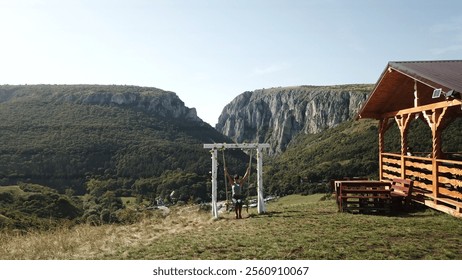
1,194 -> 462,260
0,205 -> 212,259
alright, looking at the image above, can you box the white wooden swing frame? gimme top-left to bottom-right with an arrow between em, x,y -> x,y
203,143 -> 270,218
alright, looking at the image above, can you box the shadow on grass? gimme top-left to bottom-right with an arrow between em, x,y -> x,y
246,210 -> 309,219
341,203 -> 435,218
389,203 -> 441,218
246,211 -> 283,219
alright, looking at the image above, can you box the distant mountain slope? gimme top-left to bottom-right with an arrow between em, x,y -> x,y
0,85 -> 236,195
264,119 -> 379,195
0,84 -> 201,121
264,116 -> 462,196
216,84 -> 373,154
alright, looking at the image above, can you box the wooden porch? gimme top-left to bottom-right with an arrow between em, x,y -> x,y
358,60 -> 462,218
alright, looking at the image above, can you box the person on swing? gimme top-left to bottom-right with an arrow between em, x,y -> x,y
225,166 -> 250,219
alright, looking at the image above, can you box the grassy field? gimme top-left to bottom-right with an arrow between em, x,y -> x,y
1,194 -> 461,260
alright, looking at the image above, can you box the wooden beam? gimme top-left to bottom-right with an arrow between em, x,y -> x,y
381,99 -> 462,119
203,143 -> 271,149
357,112 -> 382,119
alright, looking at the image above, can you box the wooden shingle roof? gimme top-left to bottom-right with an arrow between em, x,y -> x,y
358,60 -> 462,119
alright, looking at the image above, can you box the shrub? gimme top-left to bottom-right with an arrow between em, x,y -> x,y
86,214 -> 101,226
198,203 -> 211,212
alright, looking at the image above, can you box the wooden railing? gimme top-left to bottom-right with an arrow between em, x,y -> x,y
381,152 -> 462,217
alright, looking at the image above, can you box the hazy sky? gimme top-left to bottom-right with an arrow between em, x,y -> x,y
1,0 -> 462,125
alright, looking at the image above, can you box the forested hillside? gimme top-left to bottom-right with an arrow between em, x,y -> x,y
0,85 -> 251,228
264,117 -> 462,195
0,85 -> 226,192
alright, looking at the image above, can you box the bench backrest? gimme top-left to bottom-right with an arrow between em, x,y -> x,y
338,181 -> 391,196
391,178 -> 413,197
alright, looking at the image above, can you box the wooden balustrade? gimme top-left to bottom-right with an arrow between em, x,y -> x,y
380,152 -> 462,217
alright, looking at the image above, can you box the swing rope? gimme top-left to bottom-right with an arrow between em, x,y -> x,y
245,149 -> 253,213
222,147 -> 254,213
246,149 -> 253,196
222,149 -> 230,210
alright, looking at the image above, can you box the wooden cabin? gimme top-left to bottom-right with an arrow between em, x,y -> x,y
358,60 -> 462,218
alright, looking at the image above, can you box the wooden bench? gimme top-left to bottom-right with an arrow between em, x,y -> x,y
331,177 -> 369,204
336,180 -> 392,214
390,178 -> 413,209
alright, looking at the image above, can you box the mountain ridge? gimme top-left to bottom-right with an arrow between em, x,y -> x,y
0,84 -> 240,198
216,84 -> 373,154
0,84 -> 202,122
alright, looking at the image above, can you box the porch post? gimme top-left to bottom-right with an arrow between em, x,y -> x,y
395,114 -> 412,179
431,120 -> 441,199
378,118 -> 391,181
423,108 -> 447,200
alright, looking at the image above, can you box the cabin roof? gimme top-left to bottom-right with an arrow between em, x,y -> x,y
358,60 -> 462,119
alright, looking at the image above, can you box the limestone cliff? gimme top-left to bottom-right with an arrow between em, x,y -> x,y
216,85 -> 372,155
0,84 -> 201,122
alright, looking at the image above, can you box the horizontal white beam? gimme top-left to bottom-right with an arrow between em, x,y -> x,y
203,143 -> 270,149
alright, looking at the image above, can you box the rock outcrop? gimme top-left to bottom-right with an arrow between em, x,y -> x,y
0,84 -> 202,122
216,85 -> 372,155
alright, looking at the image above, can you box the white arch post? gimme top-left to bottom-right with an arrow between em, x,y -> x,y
210,147 -> 219,218
203,143 -> 270,218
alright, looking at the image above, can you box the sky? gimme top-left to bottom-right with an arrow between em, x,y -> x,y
1,0 -> 462,126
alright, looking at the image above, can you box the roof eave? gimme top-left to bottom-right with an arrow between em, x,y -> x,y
356,63 -> 392,120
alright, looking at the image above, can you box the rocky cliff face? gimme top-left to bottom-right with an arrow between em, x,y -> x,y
216,85 -> 372,155
0,85 -> 202,122
67,89 -> 201,122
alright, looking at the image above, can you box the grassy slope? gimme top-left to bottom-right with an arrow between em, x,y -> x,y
1,194 -> 461,260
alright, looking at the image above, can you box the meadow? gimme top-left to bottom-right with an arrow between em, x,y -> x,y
1,194 -> 461,260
